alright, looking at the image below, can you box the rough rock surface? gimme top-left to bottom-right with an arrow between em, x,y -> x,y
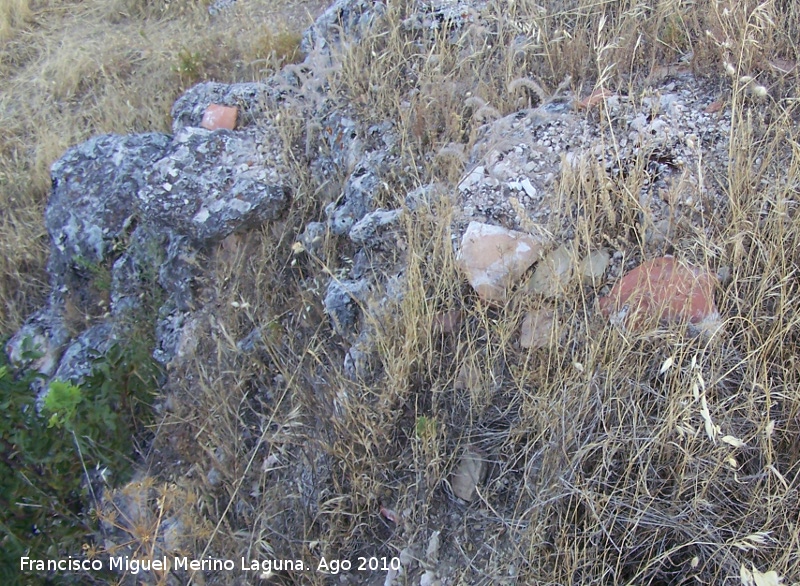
5,307 -> 71,378
300,0 -> 384,56
458,221 -> 548,302
455,76 -> 733,257
46,133 -> 171,280
324,278 -> 370,337
51,322 -> 115,385
170,81 -> 270,133
138,126 -> 290,243
348,208 -> 402,247
325,150 -> 387,235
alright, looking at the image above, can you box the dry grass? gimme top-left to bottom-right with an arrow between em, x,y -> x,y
149,1 -> 800,583
4,0 -> 800,583
0,0 -> 316,334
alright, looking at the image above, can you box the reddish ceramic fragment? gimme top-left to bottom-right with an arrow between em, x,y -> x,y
577,87 -> 615,110
432,309 -> 463,335
599,256 -> 718,329
201,104 -> 238,130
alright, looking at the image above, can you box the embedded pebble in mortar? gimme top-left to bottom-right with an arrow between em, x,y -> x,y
200,104 -> 238,130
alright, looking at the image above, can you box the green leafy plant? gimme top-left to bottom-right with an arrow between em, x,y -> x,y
415,415 -> 437,441
44,380 -> 83,429
0,333 -> 162,584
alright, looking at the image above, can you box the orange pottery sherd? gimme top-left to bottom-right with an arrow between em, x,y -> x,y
201,104 -> 238,130
599,256 -> 718,329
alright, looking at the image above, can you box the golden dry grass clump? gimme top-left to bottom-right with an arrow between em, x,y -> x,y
143,1 -> 800,583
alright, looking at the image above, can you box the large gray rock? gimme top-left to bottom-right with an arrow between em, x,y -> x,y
8,134 -> 169,377
46,133 -> 171,281
325,150 -> 386,235
138,126 -> 290,243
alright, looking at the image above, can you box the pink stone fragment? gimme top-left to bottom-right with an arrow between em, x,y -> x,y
201,104 -> 238,130
599,256 -> 718,330
458,221 -> 547,302
432,309 -> 463,335
520,307 -> 556,349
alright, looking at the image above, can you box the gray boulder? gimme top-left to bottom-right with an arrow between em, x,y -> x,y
138,126 -> 290,244
46,133 -> 171,281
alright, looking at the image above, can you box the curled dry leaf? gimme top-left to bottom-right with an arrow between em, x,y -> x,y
721,435 -> 746,448
740,564 -> 783,586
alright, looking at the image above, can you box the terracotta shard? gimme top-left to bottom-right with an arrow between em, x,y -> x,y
432,309 -> 463,335
201,104 -> 238,130
599,256 -> 718,329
